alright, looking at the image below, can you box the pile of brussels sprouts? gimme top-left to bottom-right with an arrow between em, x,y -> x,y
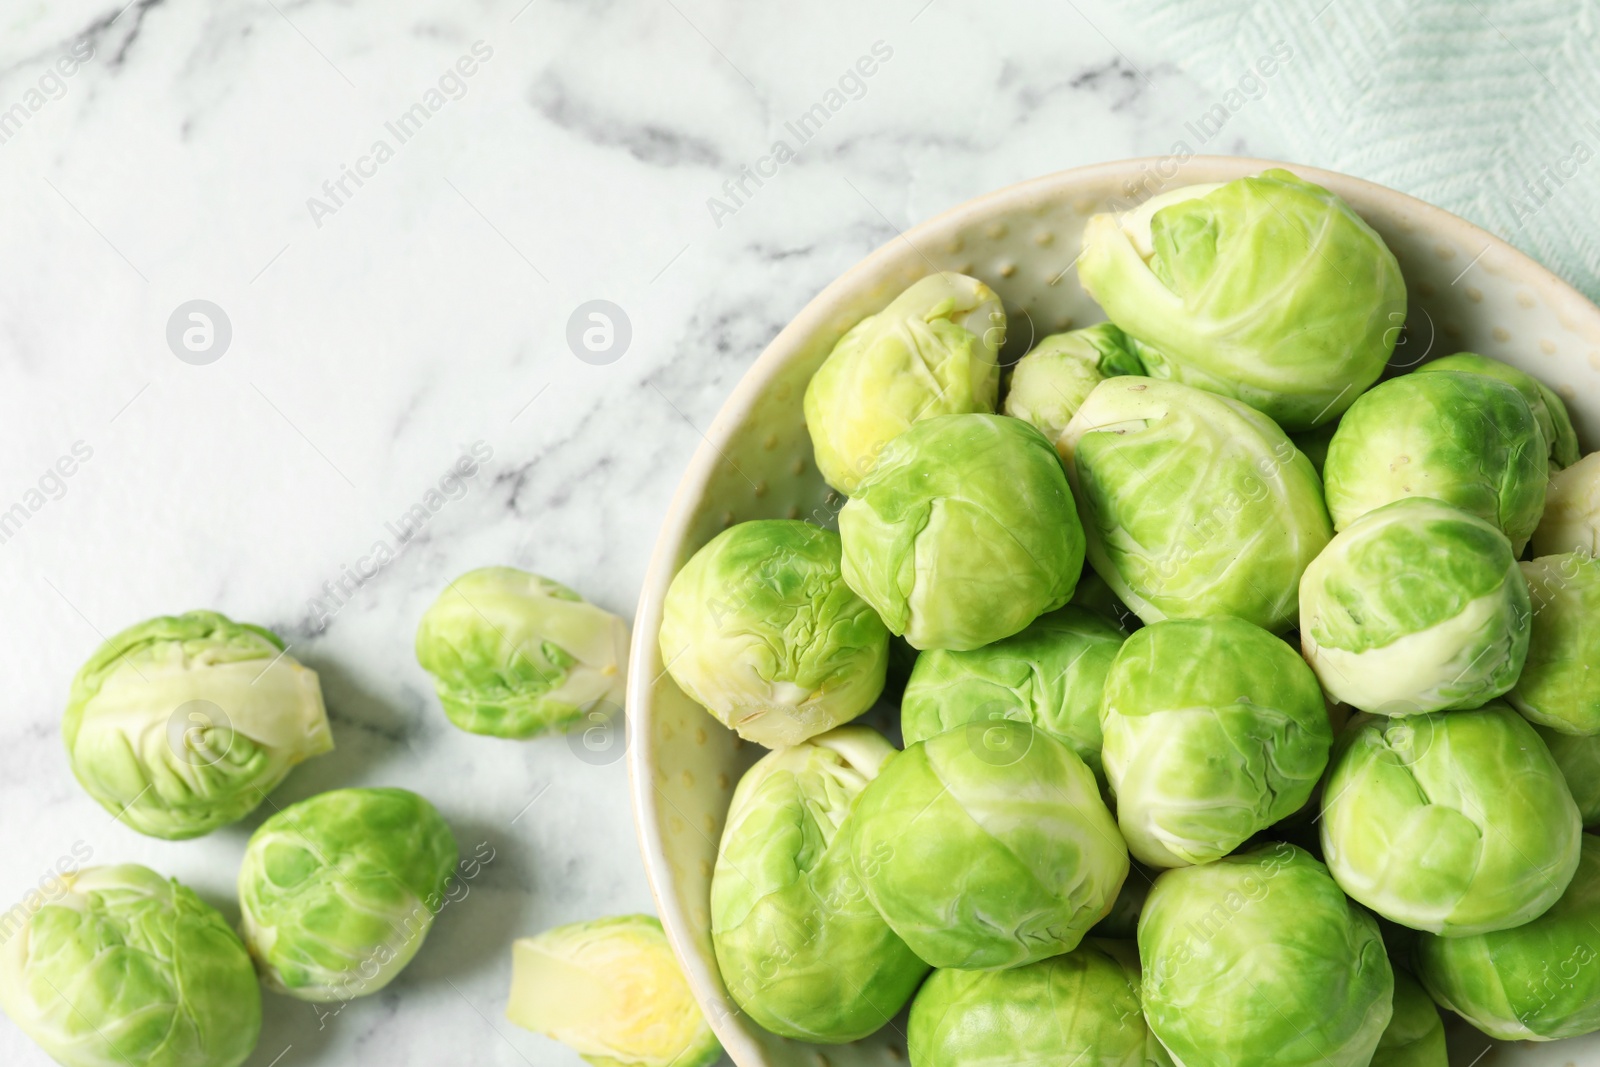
660,169 -> 1600,1065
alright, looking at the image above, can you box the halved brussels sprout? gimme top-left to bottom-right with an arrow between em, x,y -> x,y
1416,351 -> 1579,469
1139,843 -> 1393,1067
62,610 -> 332,840
908,940 -> 1172,1067
1102,617 -> 1331,868
804,272 -> 1004,495
1417,833 -> 1600,1041
1372,970 -> 1447,1067
1536,724 -> 1600,825
1078,169 -> 1404,431
711,726 -> 926,1042
850,720 -> 1126,969
1059,377 -> 1331,631
1002,322 -> 1144,443
0,865 -> 261,1067
1510,553 -> 1600,734
1299,498 -> 1530,715
238,787 -> 458,1001
660,520 -> 888,747
416,567 -> 629,739
1320,705 -> 1582,936
1533,451 -> 1600,557
900,606 -> 1124,783
1322,370 -> 1548,552
508,915 -> 722,1067
840,414 -> 1084,651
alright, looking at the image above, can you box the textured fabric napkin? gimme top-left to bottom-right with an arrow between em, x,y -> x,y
1133,0 -> 1600,303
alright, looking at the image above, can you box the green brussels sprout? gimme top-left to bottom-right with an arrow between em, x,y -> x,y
1002,322 -> 1144,443
507,915 -> 722,1067
1090,863 -> 1157,939
1102,618 -> 1332,868
1322,370 -> 1548,552
0,865 -> 261,1067
840,414 -> 1084,651
1536,724 -> 1600,825
1533,451 -> 1600,557
1417,833 -> 1600,1041
62,610 -> 332,840
850,720 -> 1127,969
415,566 -> 628,739
908,940 -> 1172,1067
1078,169 -> 1405,431
1510,553 -> 1600,734
659,520 -> 888,747
1059,377 -> 1331,631
1299,498 -> 1531,715
804,272 -> 1004,495
900,606 -> 1124,783
1371,970 -> 1447,1067
1139,843 -> 1394,1067
238,787 -> 458,1001
1416,351 -> 1579,469
1291,419 -> 1339,478
1320,705 -> 1582,936
711,726 -> 927,1042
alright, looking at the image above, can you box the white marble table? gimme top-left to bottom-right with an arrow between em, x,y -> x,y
0,2 -> 1277,1063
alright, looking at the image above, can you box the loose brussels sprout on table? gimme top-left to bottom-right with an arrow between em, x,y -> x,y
900,605 -> 1124,783
711,726 -> 926,1042
1078,169 -> 1405,431
850,720 -> 1127,969
1417,833 -> 1600,1041
840,413 -> 1085,651
660,520 -> 888,747
1320,705 -> 1582,935
237,787 -> 458,1001
1510,552 -> 1600,734
804,271 -> 1004,495
1416,351 -> 1580,470
507,915 -> 722,1067
1059,376 -> 1331,631
1139,843 -> 1393,1067
1101,617 -> 1332,868
416,566 -> 629,739
0,865 -> 261,1067
1533,450 -> 1600,557
62,610 -> 332,840
1299,497 -> 1531,715
1372,970 -> 1448,1067
1001,322 -> 1144,443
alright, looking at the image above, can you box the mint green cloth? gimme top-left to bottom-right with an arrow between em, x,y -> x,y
1135,0 -> 1600,302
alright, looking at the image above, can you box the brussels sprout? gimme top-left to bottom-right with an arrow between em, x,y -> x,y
851,720 -> 1126,969
1533,451 -> 1600,557
711,726 -> 926,1042
238,787 -> 458,1001
840,414 -> 1084,651
1090,864 -> 1157,939
0,865 -> 260,1067
508,915 -> 722,1067
416,567 -> 628,739
1320,706 -> 1582,935
1059,377 -> 1331,631
1002,322 -> 1144,443
1417,833 -> 1600,1041
1322,370 -> 1548,552
1536,724 -> 1600,825
1509,553 -> 1600,734
804,272 -> 1004,495
62,610 -> 332,840
660,520 -> 888,747
1371,970 -> 1447,1067
1102,618 -> 1332,868
1078,169 -> 1405,431
1299,498 -> 1530,715
900,606 -> 1124,782
1416,351 -> 1579,469
908,940 -> 1172,1067
1139,843 -> 1393,1067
